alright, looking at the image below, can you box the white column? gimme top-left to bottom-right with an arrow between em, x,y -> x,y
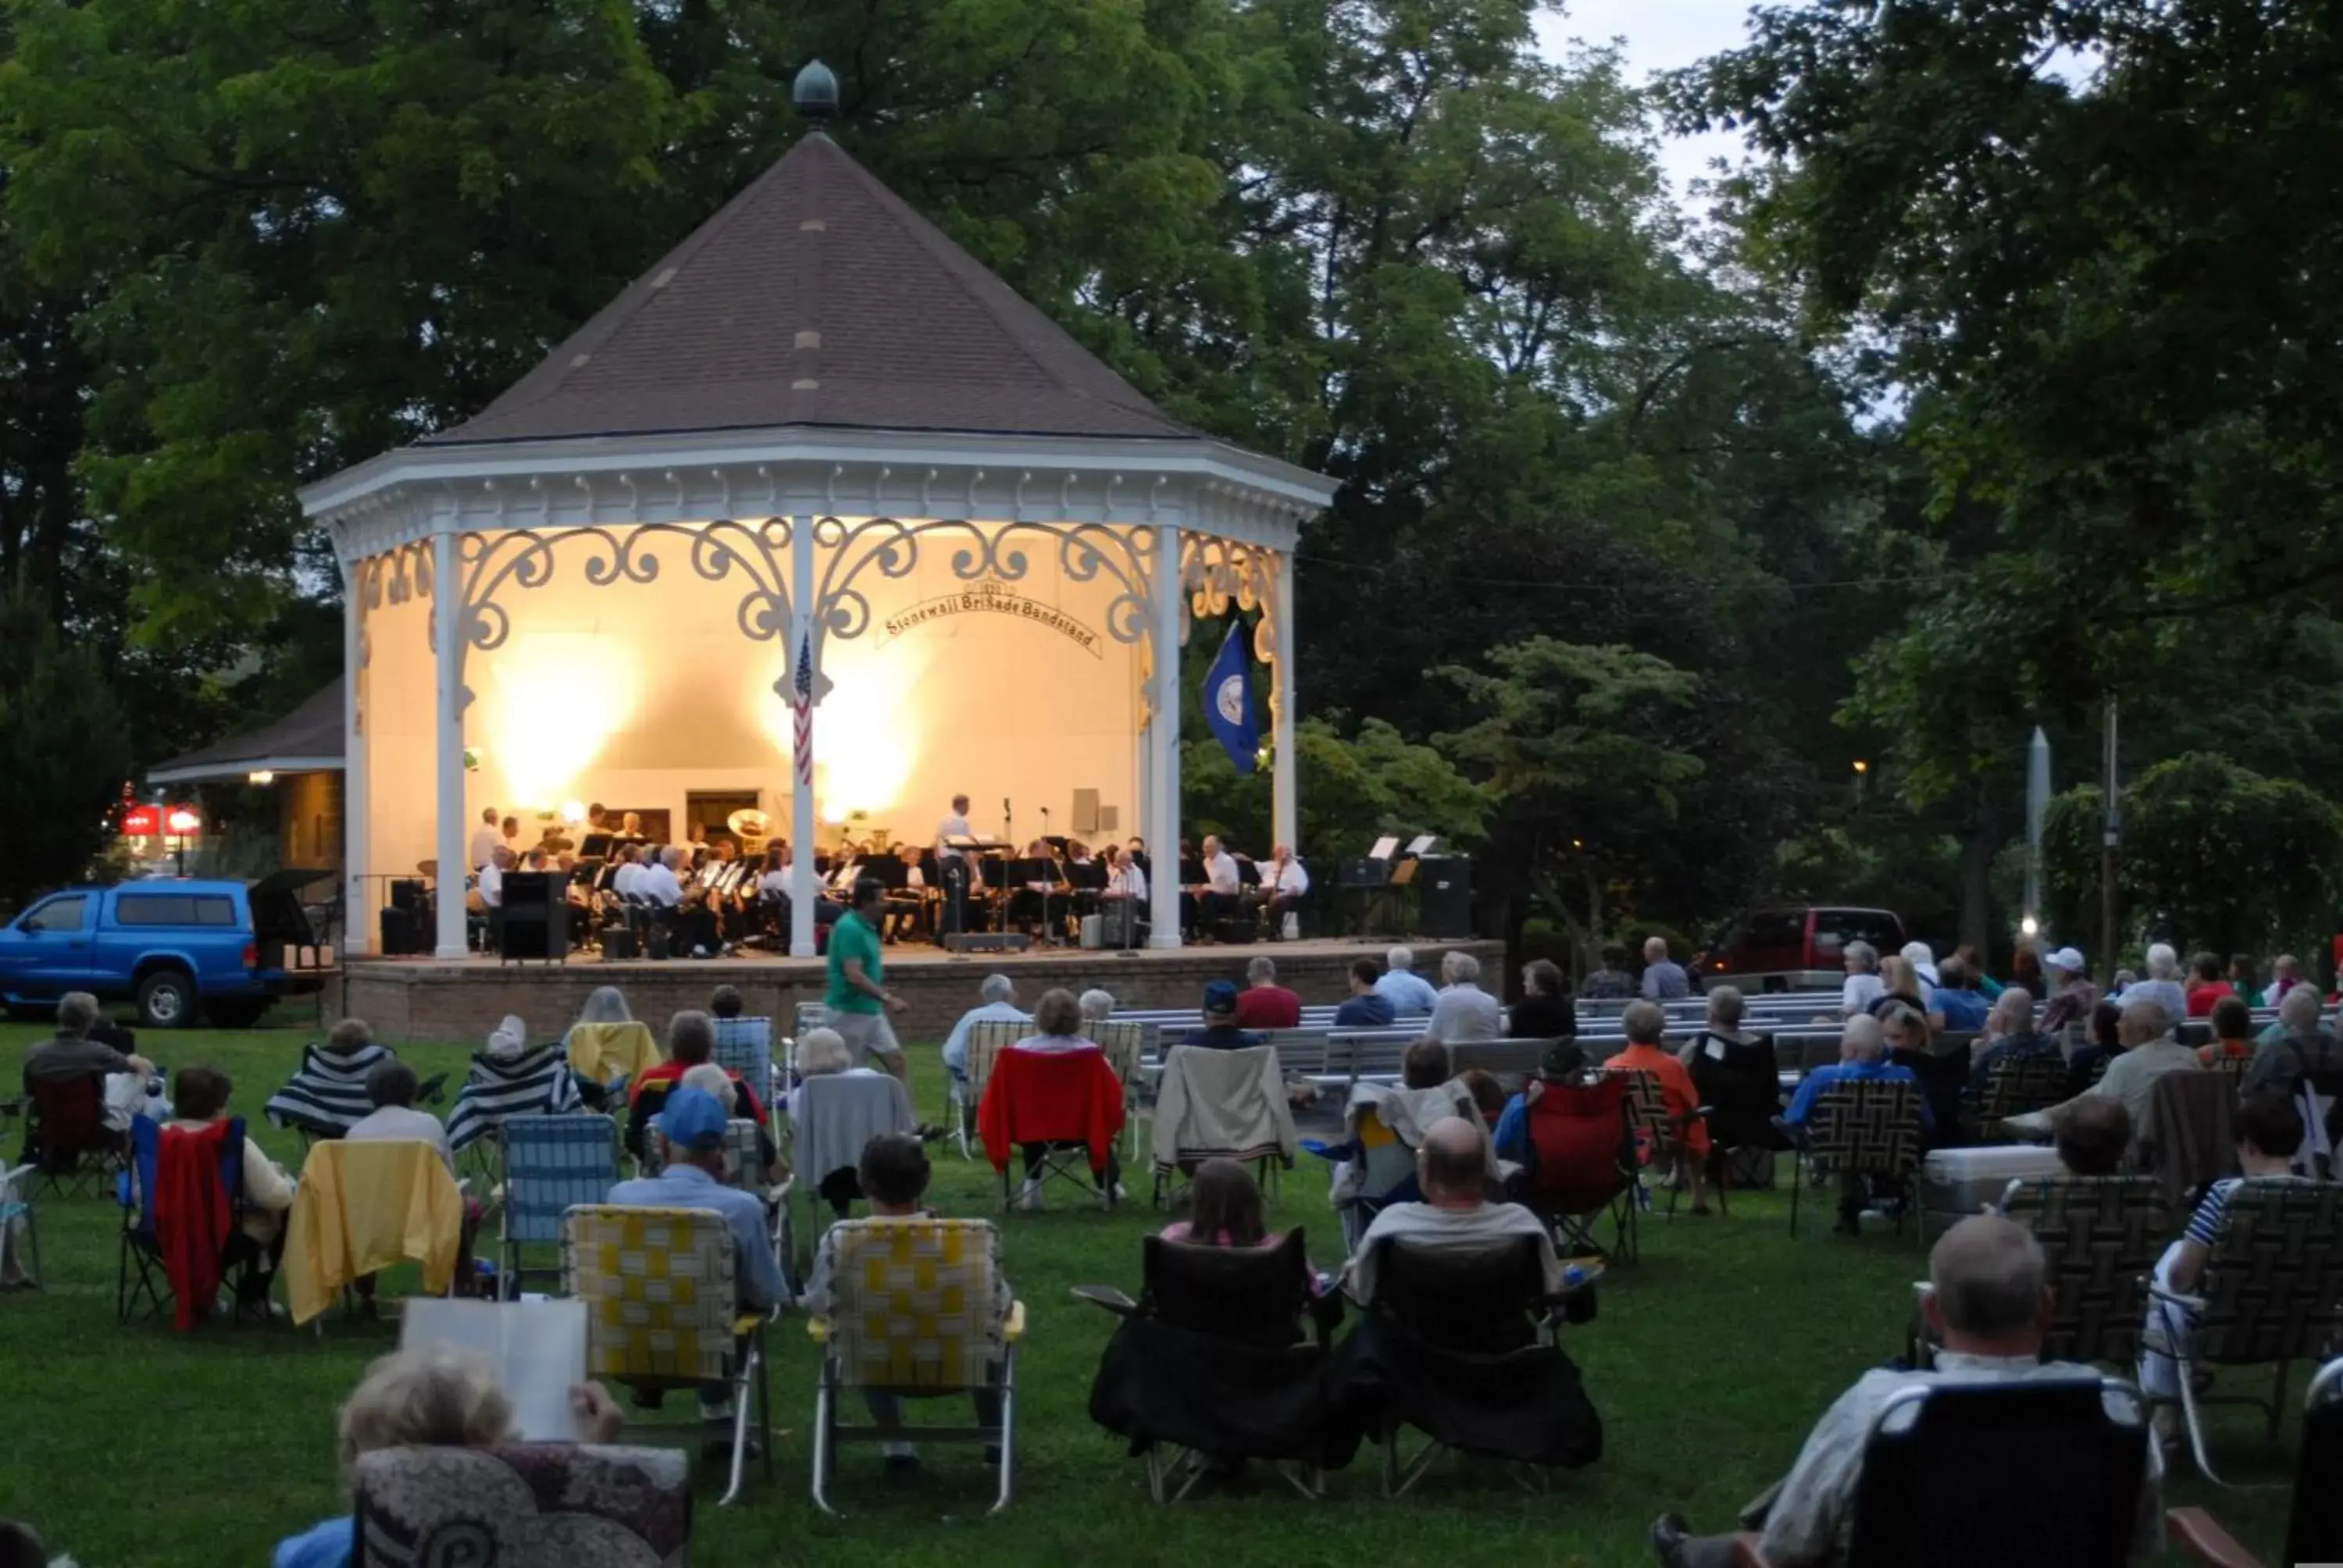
340,556 -> 369,956
789,515 -> 818,957
431,528 -> 469,958
1148,525 -> 1183,947
1271,552 -> 1297,853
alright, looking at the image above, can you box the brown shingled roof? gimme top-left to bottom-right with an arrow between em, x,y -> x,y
426,134 -> 1193,446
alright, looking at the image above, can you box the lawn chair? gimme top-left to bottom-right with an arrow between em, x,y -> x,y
1077,1231 -> 1347,1501
712,1016 -> 779,1108
2141,1071 -> 2239,1209
954,1018 -> 1036,1160
1783,1079 -> 1924,1239
806,1217 -> 1024,1515
565,1021 -> 662,1096
445,1043 -> 583,1185
977,1046 -> 1124,1210
495,1114 -> 619,1295
1345,1235 -> 1599,1495
2145,1178 -> 2343,1485
1093,1018 -> 1148,1159
2168,1354 -> 2343,1567
349,1443 -> 692,1565
1148,1045 -> 1299,1206
790,1070 -> 916,1228
117,1114 -> 271,1327
284,1139 -> 469,1327
1521,1073 -> 1638,1263
24,1074 -> 127,1196
2000,1174 -> 2170,1366
562,1204 -> 773,1507
1971,1053 -> 2070,1133
720,1116 -> 795,1297
0,1162 -> 37,1288
1686,1032 -> 1789,1191
1612,1067 -> 1714,1219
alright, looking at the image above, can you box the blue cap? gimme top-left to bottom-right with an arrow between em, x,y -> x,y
651,1085 -> 729,1150
1202,979 -> 1240,1016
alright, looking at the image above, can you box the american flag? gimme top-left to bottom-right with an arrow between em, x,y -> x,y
793,629 -> 814,788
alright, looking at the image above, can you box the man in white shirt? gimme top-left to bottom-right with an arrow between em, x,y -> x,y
1259,845 -> 1309,938
467,807 -> 500,875
1374,946 -> 1441,1017
1343,1117 -> 1563,1305
345,1059 -> 454,1171
1194,834 -> 1243,936
2003,998 -> 2202,1146
1103,844 -> 1147,902
1428,950 -> 1503,1043
1651,1214 -> 2163,1566
941,974 -> 1030,1082
475,846 -> 510,910
639,846 -> 684,907
936,794 -> 975,937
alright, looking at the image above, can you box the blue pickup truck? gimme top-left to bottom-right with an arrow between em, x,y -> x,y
0,872 -> 330,1028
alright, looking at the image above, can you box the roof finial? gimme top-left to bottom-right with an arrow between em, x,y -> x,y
793,60 -> 840,128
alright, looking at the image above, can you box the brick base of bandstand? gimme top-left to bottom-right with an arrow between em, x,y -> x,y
329,936 -> 1507,1045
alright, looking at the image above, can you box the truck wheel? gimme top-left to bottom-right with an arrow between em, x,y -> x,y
136,968 -> 197,1029
209,998 -> 270,1030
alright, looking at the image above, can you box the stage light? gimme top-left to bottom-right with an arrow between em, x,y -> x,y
561,800 -> 586,824
483,633 -> 638,810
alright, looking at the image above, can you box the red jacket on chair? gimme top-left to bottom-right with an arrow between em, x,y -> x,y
977,1046 -> 1125,1174
154,1119 -> 237,1330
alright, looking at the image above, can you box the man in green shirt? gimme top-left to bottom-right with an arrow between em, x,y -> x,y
825,877 -> 909,1085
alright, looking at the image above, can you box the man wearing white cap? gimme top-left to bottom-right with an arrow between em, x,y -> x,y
2038,946 -> 2102,1035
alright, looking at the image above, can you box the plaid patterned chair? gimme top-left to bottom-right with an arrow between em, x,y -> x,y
2142,1072 -> 2239,1210
1972,1053 -> 2070,1131
711,1017 -> 779,1110
2001,1174 -> 2170,1365
954,1019 -> 1037,1160
1611,1067 -> 1714,1219
497,1114 -> 619,1293
805,1217 -> 1024,1515
1787,1079 -> 1924,1239
561,1205 -> 773,1507
350,1442 -> 691,1566
2147,1179 -> 2343,1485
1093,1019 -> 1149,1158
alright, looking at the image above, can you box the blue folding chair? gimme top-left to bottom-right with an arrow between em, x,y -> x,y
116,1115 -> 261,1324
497,1114 -> 619,1294
712,1017 -> 779,1110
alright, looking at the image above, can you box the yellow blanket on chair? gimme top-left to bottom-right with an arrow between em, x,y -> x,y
285,1140 -> 465,1325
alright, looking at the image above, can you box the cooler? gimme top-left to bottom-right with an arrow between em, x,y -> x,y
1919,1144 -> 2063,1242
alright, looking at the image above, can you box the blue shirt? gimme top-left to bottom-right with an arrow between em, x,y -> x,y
1333,993 -> 1396,1028
941,1001 -> 1031,1074
1373,969 -> 1439,1017
1641,961 -> 1692,1000
275,1518 -> 353,1568
1784,1058 -> 1931,1130
606,1164 -> 786,1310
1492,1092 -> 1532,1163
1931,988 -> 1992,1031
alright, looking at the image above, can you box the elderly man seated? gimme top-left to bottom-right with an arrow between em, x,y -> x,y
941,974 -> 1029,1089
1341,1116 -> 1564,1306
623,1009 -> 768,1164
2003,999 -> 2200,1146
1783,1015 -> 1929,1236
2244,980 -> 2342,1101
1427,951 -> 1503,1045
1650,1213 -> 2165,1566
1926,955 -> 1992,1032
1963,987 -> 2056,1092
22,991 -> 155,1099
1375,946 -> 1441,1018
1233,955 -> 1302,1030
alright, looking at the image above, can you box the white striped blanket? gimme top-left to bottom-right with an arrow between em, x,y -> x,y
263,1042 -> 394,1135
445,1045 -> 583,1152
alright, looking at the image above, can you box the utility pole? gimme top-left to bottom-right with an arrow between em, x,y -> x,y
2099,697 -> 2120,983
2024,725 -> 2049,939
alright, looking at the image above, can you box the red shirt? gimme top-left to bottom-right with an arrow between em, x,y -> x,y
1232,984 -> 1302,1030
2184,981 -> 2234,1018
626,1061 -> 766,1124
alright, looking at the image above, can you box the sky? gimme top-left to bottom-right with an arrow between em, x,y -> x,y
1532,0 -> 1756,216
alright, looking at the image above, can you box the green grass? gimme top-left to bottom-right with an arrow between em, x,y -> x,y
0,1021 -> 2303,1566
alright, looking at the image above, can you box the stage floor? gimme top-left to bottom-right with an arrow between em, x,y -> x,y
332,935 -> 1503,1044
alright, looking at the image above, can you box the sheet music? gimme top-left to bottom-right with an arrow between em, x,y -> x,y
401,1298 -> 588,1441
1404,834 -> 1439,856
1369,836 -> 1400,861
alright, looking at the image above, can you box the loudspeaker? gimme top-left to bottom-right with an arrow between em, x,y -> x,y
379,904 -> 428,956
944,932 -> 1032,954
601,927 -> 637,960
497,871 -> 568,963
390,878 -> 426,911
1416,856 -> 1474,938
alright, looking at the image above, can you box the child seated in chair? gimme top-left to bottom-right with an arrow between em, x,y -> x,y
1162,1157 -> 1325,1294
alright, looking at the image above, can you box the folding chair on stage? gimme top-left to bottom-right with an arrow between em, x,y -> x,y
563,1204 -> 774,1508
1521,1073 -> 1639,1263
496,1114 -> 619,1294
1783,1079 -> 1924,1240
2168,1355 -> 2343,1567
807,1217 -> 1023,1515
953,1018 -> 1036,1160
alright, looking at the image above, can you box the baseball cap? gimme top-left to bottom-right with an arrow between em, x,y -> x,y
1202,980 -> 1239,1017
651,1085 -> 729,1151
2045,946 -> 2086,975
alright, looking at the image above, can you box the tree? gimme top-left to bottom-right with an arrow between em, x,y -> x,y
2039,754 -> 2343,962
0,588 -> 132,909
1183,714 -> 1486,858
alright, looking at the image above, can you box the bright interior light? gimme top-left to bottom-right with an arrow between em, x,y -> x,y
560,800 -> 586,824
785,640 -> 929,822
247,769 -> 275,786
483,633 -> 639,811
166,807 -> 202,833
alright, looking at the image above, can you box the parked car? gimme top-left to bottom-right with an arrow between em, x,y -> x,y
1701,905 -> 1907,992
0,871 -> 330,1028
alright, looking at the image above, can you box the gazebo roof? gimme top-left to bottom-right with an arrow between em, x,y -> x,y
148,678 -> 345,785
427,134 -> 1191,447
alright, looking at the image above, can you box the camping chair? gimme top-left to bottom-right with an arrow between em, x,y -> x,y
977,1046 -> 1124,1211
495,1114 -> 619,1295
284,1139 -> 471,1327
349,1443 -> 693,1566
0,1162 -> 37,1289
25,1074 -> 126,1196
954,1018 -> 1036,1160
1521,1073 -> 1639,1263
1782,1079 -> 1924,1239
1333,1102 -> 1428,1253
712,1016 -> 779,1108
562,1204 -> 774,1508
1972,1053 -> 2070,1133
1612,1067 -> 1715,1218
1093,1018 -> 1148,1158
2000,1174 -> 2170,1366
1147,1045 -> 1300,1207
2168,1355 -> 2343,1568
806,1217 -> 1024,1515
1075,1231 -> 1343,1502
1685,1032 -> 1788,1192
2145,1178 -> 2343,1485
117,1114 -> 272,1327
2141,1071 -> 2239,1208
565,1021 -> 661,1098
1357,1235 -> 1597,1496
1722,1377 -> 2151,1567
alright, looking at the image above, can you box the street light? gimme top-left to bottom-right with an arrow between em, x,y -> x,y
1852,759 -> 1869,775
2020,915 -> 2040,939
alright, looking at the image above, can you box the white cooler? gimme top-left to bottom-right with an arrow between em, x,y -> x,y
1919,1144 -> 2063,1241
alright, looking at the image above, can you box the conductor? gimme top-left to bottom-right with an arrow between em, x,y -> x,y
936,793 -> 975,937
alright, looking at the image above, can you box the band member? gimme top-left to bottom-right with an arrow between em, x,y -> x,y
936,793 -> 975,936
1258,844 -> 1309,939
1190,834 -> 1243,937
883,844 -> 929,943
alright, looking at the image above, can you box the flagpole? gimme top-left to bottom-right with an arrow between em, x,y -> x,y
789,515 -> 817,957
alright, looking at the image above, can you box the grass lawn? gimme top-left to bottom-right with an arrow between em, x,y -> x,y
0,1019 -> 2305,1566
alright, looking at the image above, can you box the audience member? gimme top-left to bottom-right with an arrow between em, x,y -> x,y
1640,936 -> 1692,1001
2259,953 -> 2306,1007
1509,958 -> 1578,1041
1952,943 -> 2003,1000
1784,1016 -> 1928,1235
2244,982 -> 2343,1101
1341,1117 -> 1564,1306
1373,946 -> 1441,1017
1965,988 -> 2058,1092
1492,1041 -> 1591,1165
2039,946 -> 2102,1034
1334,958 -> 1397,1028
23,990 -> 155,1091
1186,982 -> 1265,1051
344,1061 -> 452,1171
709,985 -> 745,1021
1232,955 -> 1303,1030
2065,998 -> 2127,1097
1650,1214 -> 2163,1567
1869,955 -> 1928,1017
1605,1000 -> 1710,1214
801,1133 -> 1007,1476
622,1010 -> 765,1161
1681,985 -> 1756,1064
1927,956 -> 1991,1032
2196,996 -> 2256,1067
2183,951 -> 2233,1018
1079,989 -> 1116,1032
168,1065 -> 294,1307
273,1345 -> 625,1568
1838,940 -> 1885,1019
2006,999 -> 2199,1145
2050,1096 -> 2131,1178
2120,944 -> 2188,1029
1457,1069 -> 1508,1130
942,975 -> 1029,1086
1005,989 -> 1121,1210
1900,940 -> 1941,989
1400,1037 -> 1451,1091
1427,951 -> 1502,1044
1582,941 -> 1637,1001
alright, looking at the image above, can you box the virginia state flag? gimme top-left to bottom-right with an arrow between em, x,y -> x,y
1203,619 -> 1260,774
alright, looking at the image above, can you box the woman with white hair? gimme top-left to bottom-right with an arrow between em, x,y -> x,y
572,986 -> 633,1028
1428,950 -> 1502,1043
2120,943 -> 2188,1029
1079,989 -> 1115,1028
1840,941 -> 1885,1020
